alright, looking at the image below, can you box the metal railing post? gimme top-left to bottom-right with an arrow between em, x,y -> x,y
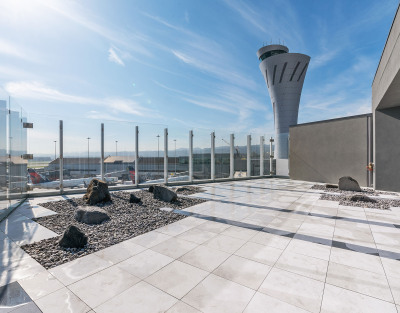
59,120 -> 64,192
189,130 -> 193,182
270,137 -> 274,175
164,128 -> 168,184
135,126 -> 139,186
260,136 -> 264,176
101,123 -> 104,181
230,133 -> 234,179
247,135 -> 251,177
211,131 -> 215,180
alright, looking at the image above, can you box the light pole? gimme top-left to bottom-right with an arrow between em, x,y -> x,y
115,140 -> 118,156
156,135 -> 160,177
174,139 -> 177,175
87,137 -> 91,176
54,141 -> 57,160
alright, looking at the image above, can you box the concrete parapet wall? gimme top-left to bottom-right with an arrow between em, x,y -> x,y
289,114 -> 371,186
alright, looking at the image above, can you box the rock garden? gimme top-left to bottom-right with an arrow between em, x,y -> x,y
21,180 -> 205,269
311,176 -> 400,210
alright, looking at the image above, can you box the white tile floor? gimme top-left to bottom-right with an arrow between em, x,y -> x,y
1,178 -> 400,312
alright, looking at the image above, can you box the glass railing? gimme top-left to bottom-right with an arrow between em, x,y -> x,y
0,90 -> 284,209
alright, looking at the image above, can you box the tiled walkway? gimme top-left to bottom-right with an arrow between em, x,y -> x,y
1,178 -> 400,312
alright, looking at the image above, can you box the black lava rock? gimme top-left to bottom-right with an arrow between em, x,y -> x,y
153,185 -> 178,202
349,194 -> 377,203
325,184 -> 338,189
338,176 -> 361,192
130,193 -> 141,203
75,206 -> 110,224
59,225 -> 88,248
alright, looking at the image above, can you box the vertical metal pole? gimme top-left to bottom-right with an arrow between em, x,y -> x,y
260,136 -> 264,176
230,133 -> 234,179
211,131 -> 215,180
59,120 -> 64,192
270,137 -> 274,175
101,123 -> 104,181
247,135 -> 251,177
135,126 -> 139,186
164,128 -> 168,184
189,130 -> 193,182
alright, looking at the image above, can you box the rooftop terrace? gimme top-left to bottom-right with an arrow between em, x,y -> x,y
1,178 -> 400,312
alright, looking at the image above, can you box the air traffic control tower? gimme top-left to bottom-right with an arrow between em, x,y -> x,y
257,44 -> 310,159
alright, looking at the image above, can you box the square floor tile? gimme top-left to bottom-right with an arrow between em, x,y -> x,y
179,245 -> 230,272
94,281 -> 177,313
177,227 -> 218,244
220,226 -> 259,241
320,284 -> 397,313
151,237 -> 198,259
129,230 -> 171,248
285,239 -> 331,261
145,260 -> 208,299
49,254 -> 112,286
213,255 -> 271,290
18,271 -> 64,301
117,249 -> 173,279
203,234 -> 246,254
235,242 -> 282,266
326,262 -> 393,302
329,247 -> 385,275
259,267 -> 324,313
249,232 -> 291,249
275,251 -> 328,282
182,274 -> 255,313
68,265 -> 140,308
166,301 -> 202,313
35,287 -> 91,313
94,240 -> 146,264
0,281 -> 33,312
244,292 -> 311,313
196,221 -> 232,234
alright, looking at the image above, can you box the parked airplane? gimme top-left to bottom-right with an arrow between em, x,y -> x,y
27,168 -> 117,189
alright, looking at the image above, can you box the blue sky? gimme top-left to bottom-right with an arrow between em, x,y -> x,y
0,0 -> 398,154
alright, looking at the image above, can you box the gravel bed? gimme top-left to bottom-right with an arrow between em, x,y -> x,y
22,191 -> 205,269
319,191 -> 400,210
311,184 -> 397,196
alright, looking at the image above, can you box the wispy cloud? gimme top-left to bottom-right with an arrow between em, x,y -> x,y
4,81 -> 150,116
0,38 -> 36,62
108,47 -> 125,66
42,1 -> 151,57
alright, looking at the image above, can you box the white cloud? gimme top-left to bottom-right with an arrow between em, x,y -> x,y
0,38 -> 35,61
4,81 -> 149,116
108,47 -> 124,66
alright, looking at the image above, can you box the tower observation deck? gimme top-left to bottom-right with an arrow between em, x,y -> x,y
257,44 -> 310,159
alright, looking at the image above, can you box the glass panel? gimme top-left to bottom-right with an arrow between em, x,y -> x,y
193,128 -> 211,180
103,120 -> 135,187
215,130 -> 231,179
9,99 -> 27,197
26,113 -> 59,194
0,96 -> 7,201
138,123 -> 166,184
250,134 -> 261,176
62,118 -> 101,191
168,128 -> 189,182
233,132 -> 247,177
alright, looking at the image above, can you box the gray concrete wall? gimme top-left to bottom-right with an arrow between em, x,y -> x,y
289,114 -> 371,186
374,107 -> 400,191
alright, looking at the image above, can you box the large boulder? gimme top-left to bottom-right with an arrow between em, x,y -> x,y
129,193 -> 141,204
75,206 -> 110,224
349,194 -> 377,203
153,185 -> 178,202
338,176 -> 361,192
83,179 -> 111,205
59,225 -> 88,248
